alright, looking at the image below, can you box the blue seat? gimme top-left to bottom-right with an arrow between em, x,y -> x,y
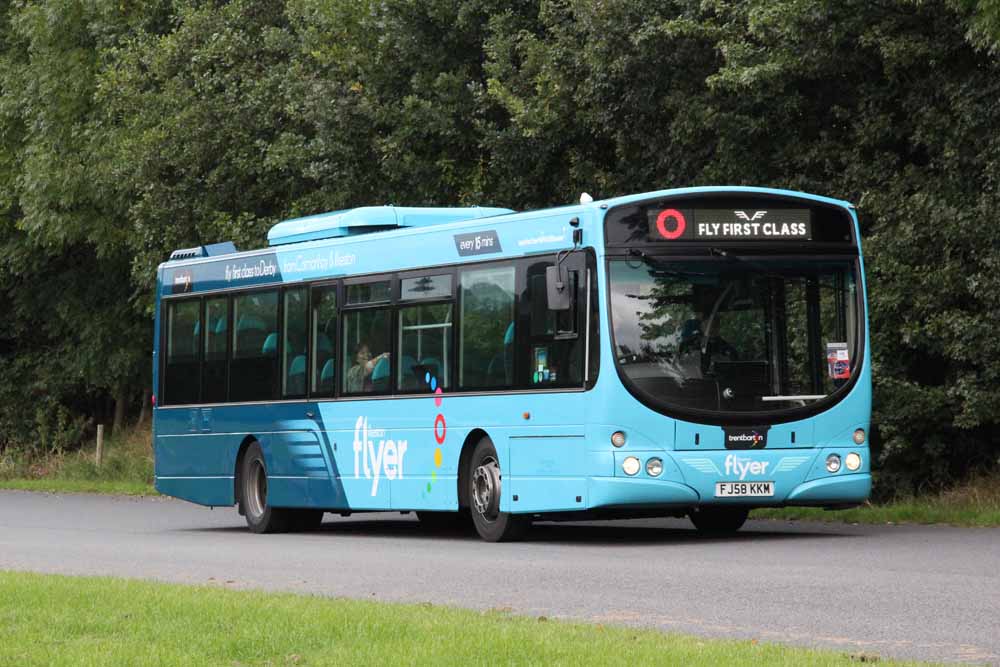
261,333 -> 279,356
286,355 -> 306,395
319,359 -> 335,391
371,356 -> 390,391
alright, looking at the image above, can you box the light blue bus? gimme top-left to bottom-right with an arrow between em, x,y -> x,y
153,186 -> 871,541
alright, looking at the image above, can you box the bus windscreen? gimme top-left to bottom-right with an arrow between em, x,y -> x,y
609,258 -> 860,415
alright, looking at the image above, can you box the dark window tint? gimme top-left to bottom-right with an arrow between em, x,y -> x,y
164,299 -> 201,405
399,303 -> 452,391
230,291 -> 278,401
400,274 -> 451,301
311,285 -> 337,395
202,297 -> 228,403
342,308 -> 391,394
459,266 -> 515,389
283,288 -> 308,397
523,261 -> 583,388
346,281 -> 390,305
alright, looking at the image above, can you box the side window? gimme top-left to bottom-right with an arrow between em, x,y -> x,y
342,281 -> 392,395
459,266 -> 515,389
283,288 -> 308,397
202,297 -> 229,403
311,285 -> 337,396
164,299 -> 201,405
523,260 -> 583,388
398,274 -> 452,392
230,290 -> 279,402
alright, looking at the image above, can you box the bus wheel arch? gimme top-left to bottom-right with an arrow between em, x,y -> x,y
457,429 -> 489,510
234,435 -> 260,515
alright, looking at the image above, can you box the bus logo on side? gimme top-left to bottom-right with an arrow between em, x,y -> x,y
352,416 -> 408,496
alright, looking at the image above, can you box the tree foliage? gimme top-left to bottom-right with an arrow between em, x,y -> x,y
0,0 -> 997,494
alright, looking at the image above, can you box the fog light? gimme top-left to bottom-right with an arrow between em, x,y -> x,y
646,458 -> 663,477
611,431 -> 627,448
845,452 -> 862,471
622,456 -> 641,476
826,454 -> 842,473
853,428 -> 866,445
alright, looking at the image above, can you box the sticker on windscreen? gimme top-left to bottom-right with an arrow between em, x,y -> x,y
826,342 -> 850,380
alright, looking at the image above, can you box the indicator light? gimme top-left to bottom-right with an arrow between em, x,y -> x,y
646,458 -> 663,477
611,431 -> 627,448
853,429 -> 866,445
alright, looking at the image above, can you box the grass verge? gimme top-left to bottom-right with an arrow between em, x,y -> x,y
0,424 -> 156,496
752,474 -> 1000,528
0,571 -> 927,666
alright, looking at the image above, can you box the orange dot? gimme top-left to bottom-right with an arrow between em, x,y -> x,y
434,448 -> 442,467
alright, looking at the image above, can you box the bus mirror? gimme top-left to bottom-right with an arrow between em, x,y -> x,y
546,266 -> 572,311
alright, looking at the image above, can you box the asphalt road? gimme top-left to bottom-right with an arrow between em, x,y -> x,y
0,491 -> 997,664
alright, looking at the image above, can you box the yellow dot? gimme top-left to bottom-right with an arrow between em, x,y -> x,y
434,448 -> 442,467
431,470 -> 437,481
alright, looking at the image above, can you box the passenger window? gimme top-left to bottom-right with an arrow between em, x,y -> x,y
283,288 -> 308,397
164,299 -> 201,405
399,303 -> 452,391
230,290 -> 279,401
342,307 -> 391,395
311,285 -> 337,396
459,266 -> 515,389
202,297 -> 228,403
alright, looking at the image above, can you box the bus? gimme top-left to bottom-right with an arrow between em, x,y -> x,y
153,186 -> 871,542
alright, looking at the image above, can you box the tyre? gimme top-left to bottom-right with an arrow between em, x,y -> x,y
239,441 -> 295,534
688,507 -> 750,534
467,436 -> 529,542
417,509 -> 472,533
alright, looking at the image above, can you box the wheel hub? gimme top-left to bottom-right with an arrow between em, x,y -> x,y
472,457 -> 501,522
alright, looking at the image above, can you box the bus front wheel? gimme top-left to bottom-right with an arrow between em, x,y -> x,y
688,507 -> 749,534
467,437 -> 529,542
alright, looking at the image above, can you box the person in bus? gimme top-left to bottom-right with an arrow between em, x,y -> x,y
346,342 -> 389,392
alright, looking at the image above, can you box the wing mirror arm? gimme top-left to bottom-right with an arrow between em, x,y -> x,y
546,221 -> 583,311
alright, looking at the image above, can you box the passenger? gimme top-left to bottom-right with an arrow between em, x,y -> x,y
346,343 -> 389,392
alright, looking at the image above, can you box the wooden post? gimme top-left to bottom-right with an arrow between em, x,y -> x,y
95,424 -> 105,467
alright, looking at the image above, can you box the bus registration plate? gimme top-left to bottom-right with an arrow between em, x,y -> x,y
715,481 -> 774,497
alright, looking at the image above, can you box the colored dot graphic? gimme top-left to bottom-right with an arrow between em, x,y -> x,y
424,378 -> 446,496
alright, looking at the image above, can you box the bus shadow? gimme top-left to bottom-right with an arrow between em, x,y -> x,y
181,515 -> 855,545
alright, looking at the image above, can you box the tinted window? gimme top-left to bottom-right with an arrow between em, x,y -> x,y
459,266 -> 515,389
283,288 -> 308,397
524,261 -> 583,388
400,274 -> 452,301
346,281 -> 390,305
230,291 -> 278,402
342,308 -> 391,395
164,299 -> 201,405
202,297 -> 228,403
311,285 -> 337,395
399,303 -> 452,391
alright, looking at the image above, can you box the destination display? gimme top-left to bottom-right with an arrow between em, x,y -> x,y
647,208 -> 812,242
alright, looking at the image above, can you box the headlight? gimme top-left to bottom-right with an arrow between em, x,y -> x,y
646,458 -> 663,477
826,454 -> 842,473
611,431 -> 627,448
853,429 -> 866,445
845,452 -> 862,471
622,456 -> 641,476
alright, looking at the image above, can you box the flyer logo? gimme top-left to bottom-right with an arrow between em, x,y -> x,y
654,209 -> 686,239
735,210 -> 767,221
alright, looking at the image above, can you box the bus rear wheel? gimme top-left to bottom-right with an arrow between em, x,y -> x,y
239,442 -> 321,533
688,507 -> 749,535
467,437 -> 529,542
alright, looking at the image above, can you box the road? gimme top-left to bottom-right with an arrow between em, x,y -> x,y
0,490 -> 997,664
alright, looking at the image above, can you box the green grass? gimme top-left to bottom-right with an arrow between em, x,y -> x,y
0,424 -> 156,496
752,474 -> 1000,528
0,571 -> 927,666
